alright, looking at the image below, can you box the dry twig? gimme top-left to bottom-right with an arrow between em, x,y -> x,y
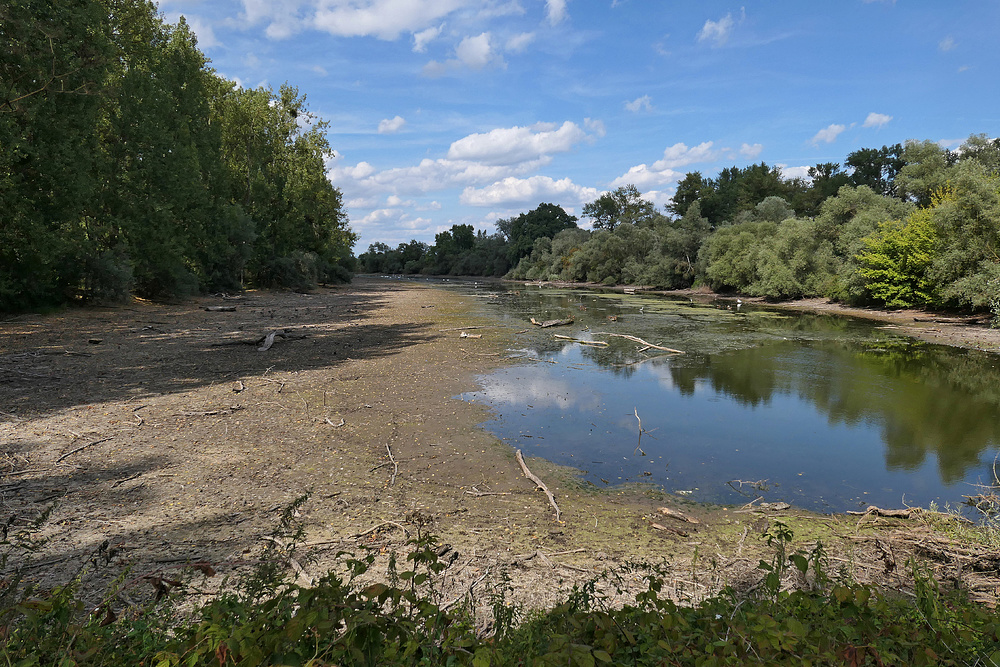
515,449 -> 561,521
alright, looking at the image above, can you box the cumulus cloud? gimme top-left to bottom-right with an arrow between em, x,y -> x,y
455,32 -> 496,68
460,176 -> 599,207
863,112 -> 892,129
378,116 -> 407,134
697,12 -> 735,46
413,24 -> 442,52
446,121 -> 591,165
625,95 -> 652,112
811,123 -> 846,145
313,0 -> 468,40
608,142 -> 716,190
546,0 -> 568,25
739,143 -> 763,159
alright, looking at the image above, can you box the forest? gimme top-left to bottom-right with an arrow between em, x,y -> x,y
1,0 -> 356,311
359,136 -> 1000,321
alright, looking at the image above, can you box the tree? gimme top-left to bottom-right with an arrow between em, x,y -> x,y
856,207 -> 938,307
496,202 -> 578,263
845,144 -> 904,197
666,172 -> 712,217
582,185 -> 656,230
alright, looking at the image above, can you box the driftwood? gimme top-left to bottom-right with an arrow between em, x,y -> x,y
530,317 -> 574,328
847,505 -> 916,519
553,335 -> 608,347
593,332 -> 683,354
657,506 -> 701,524
516,449 -> 561,521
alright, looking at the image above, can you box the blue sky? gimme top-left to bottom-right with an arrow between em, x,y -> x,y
156,0 -> 1000,252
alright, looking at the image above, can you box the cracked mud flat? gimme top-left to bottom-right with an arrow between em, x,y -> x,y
2,276 -> 998,619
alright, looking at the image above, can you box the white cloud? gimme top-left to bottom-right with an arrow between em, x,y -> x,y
546,0 -> 568,25
312,0 -> 468,40
739,143 -> 763,159
624,95 -> 652,112
183,16 -> 220,48
413,24 -> 442,52
446,121 -> 591,165
584,117 -> 606,137
778,165 -> 811,180
811,123 -> 846,145
697,12 -> 735,46
378,115 -> 407,133
455,32 -> 496,69
460,176 -> 599,207
506,31 -> 535,53
608,142 -> 716,190
653,141 -> 717,170
938,35 -> 956,52
863,112 -> 892,129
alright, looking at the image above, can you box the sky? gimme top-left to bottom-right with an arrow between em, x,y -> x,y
155,0 -> 1000,252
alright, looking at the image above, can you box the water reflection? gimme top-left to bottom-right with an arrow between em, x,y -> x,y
454,282 -> 1000,512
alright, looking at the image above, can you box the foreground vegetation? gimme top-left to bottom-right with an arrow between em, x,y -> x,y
1,1 -> 355,311
3,503 -> 999,666
359,137 -> 1000,323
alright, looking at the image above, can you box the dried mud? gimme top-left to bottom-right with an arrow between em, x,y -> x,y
2,277 -> 998,620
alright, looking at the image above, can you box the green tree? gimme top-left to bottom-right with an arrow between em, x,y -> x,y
845,144 -> 904,197
582,184 -> 656,230
496,202 -> 577,263
856,207 -> 939,307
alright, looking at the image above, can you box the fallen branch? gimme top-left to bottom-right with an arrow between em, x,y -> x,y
325,417 -> 345,427
530,317 -> 574,328
353,521 -> 410,540
386,444 -> 398,486
464,487 -> 510,497
204,306 -> 236,312
593,332 -> 683,354
515,449 -> 561,521
179,406 -> 244,417
846,505 -> 916,519
657,506 -> 701,524
650,521 -> 688,537
57,437 -> 112,462
553,334 -> 608,347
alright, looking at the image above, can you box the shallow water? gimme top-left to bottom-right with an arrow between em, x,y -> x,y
439,279 -> 1000,513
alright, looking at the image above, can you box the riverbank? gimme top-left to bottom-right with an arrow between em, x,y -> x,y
2,276 -> 997,617
516,279 -> 1000,354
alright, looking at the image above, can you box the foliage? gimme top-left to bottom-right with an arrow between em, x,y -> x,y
856,206 -> 940,308
582,185 -> 657,230
0,0 -> 354,311
3,517 -> 999,666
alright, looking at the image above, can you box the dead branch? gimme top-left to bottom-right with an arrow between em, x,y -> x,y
593,332 -> 684,354
650,521 -> 688,537
553,334 -> 609,347
179,406 -> 244,417
353,521 -> 410,540
56,437 -> 112,462
464,486 -> 510,497
204,306 -> 236,312
515,449 -> 561,521
386,444 -> 398,486
657,506 -> 701,524
530,317 -> 574,328
325,417 -> 345,427
846,506 -> 917,519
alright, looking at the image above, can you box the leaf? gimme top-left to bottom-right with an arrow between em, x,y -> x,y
593,649 -> 613,663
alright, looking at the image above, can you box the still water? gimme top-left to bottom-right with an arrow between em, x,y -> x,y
444,280 -> 1000,513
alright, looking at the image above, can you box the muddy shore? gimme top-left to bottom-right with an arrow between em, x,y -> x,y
2,276 -> 998,614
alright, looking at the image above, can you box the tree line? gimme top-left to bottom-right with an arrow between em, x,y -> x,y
1,0 -> 355,311
361,135 -> 1000,321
